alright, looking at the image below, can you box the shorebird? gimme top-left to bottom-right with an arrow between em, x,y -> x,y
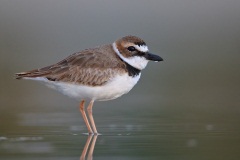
15,35 -> 163,134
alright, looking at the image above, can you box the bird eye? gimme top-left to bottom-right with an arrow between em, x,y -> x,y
127,46 -> 136,52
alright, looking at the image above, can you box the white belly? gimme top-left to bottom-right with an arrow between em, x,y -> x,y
34,73 -> 141,101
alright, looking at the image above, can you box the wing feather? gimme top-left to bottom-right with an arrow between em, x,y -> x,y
15,45 -> 126,86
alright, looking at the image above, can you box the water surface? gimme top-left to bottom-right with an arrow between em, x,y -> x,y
1,103 -> 239,160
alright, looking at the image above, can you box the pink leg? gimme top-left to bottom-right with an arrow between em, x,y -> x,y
79,100 -> 93,134
87,100 -> 98,134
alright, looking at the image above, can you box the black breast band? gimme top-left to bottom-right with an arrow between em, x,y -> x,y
124,62 -> 141,77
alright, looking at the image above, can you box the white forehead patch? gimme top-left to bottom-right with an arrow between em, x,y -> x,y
134,45 -> 149,52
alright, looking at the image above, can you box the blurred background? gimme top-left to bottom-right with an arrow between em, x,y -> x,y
0,0 -> 240,159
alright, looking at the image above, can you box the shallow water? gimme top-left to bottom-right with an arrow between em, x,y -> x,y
1,103 -> 239,160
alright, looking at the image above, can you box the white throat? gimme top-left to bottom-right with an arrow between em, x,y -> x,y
112,42 -> 149,70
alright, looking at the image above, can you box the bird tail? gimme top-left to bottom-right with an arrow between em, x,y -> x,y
15,69 -> 49,80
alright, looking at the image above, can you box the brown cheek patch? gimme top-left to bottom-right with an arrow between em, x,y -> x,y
117,41 -> 132,57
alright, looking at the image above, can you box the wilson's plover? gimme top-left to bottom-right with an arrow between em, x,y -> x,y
15,35 -> 163,134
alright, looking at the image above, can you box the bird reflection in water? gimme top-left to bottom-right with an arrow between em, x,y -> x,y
80,135 -> 98,160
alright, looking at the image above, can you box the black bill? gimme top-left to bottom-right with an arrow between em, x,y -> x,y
144,53 -> 163,62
